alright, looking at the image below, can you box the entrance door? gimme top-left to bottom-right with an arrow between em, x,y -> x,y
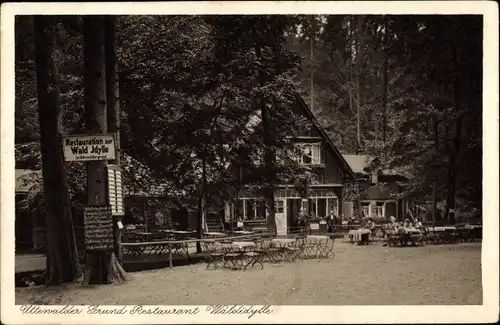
275,199 -> 287,235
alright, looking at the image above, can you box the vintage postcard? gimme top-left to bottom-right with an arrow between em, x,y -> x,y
1,1 -> 498,324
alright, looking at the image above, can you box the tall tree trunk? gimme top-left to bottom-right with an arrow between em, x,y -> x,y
432,117 -> 439,224
196,158 -> 206,253
354,16 -> 362,149
309,27 -> 314,111
348,17 -> 354,150
445,43 -> 462,225
34,15 -> 82,285
105,16 -> 125,266
381,16 -> 389,143
254,40 -> 277,235
83,16 -> 128,285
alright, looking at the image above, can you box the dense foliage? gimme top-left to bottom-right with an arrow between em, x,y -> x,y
16,15 -> 482,221
291,15 -> 482,219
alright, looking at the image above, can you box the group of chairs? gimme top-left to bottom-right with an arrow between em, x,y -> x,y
202,235 -> 335,271
385,230 -> 425,247
384,225 -> 482,247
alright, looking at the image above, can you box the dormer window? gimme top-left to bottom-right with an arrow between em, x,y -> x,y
297,143 -> 322,165
303,147 -> 312,164
371,172 -> 379,184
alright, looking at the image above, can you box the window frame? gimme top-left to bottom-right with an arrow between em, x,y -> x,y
297,143 -> 323,165
375,202 -> 385,218
361,203 -> 370,217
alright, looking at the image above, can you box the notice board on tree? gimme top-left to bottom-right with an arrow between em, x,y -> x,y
107,165 -> 124,216
62,134 -> 116,162
84,206 -> 114,251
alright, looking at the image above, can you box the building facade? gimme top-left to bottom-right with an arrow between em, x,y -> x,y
341,155 -> 410,221
227,93 -> 355,234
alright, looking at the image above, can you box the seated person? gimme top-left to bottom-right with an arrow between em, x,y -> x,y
363,218 -> 377,241
402,218 -> 413,230
383,216 -> 399,246
364,217 -> 376,231
236,218 -> 244,230
414,218 -> 423,228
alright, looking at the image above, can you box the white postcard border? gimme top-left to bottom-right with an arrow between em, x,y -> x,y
1,1 -> 498,324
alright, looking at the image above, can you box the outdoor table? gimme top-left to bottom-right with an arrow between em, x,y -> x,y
168,230 -> 197,241
231,242 -> 264,270
233,230 -> 255,235
429,226 -> 457,244
403,228 -> 424,246
348,229 -> 371,245
137,232 -> 152,241
169,230 -> 196,234
220,241 -> 259,270
433,226 -> 456,231
270,238 -> 298,261
272,238 -> 296,244
203,232 -> 226,238
302,235 -> 333,259
232,241 -> 256,250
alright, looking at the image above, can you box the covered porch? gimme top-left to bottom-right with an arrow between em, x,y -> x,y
227,186 -> 343,235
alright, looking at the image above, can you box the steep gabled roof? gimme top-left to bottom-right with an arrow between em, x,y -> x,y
342,153 -> 409,180
293,92 -> 356,181
224,91 -> 356,181
342,154 -> 374,174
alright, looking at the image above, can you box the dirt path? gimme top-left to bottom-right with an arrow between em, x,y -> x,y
15,242 -> 482,305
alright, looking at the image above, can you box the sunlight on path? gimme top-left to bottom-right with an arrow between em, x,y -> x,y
16,243 -> 482,305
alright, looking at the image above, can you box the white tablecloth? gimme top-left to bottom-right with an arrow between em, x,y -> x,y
433,227 -> 456,232
347,229 -> 370,242
272,238 -> 296,244
234,231 -> 254,235
203,232 -> 226,236
232,241 -> 256,249
307,235 -> 329,241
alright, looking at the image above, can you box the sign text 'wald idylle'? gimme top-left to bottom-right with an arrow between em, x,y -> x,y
62,134 -> 116,162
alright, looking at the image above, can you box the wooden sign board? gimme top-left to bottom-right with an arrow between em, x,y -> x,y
84,206 -> 114,251
107,165 -> 124,216
62,134 -> 116,162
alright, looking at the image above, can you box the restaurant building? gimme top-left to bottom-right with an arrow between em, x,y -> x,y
341,155 -> 410,221
15,169 -> 44,252
226,93 -> 356,235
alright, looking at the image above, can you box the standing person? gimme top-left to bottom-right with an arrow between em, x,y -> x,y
297,208 -> 309,234
326,210 -> 336,233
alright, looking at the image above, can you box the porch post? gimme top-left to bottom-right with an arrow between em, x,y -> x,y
338,189 -> 343,217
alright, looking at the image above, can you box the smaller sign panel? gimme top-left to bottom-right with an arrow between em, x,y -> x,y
84,206 -> 114,251
310,223 -> 320,230
62,134 -> 116,162
107,165 -> 125,216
